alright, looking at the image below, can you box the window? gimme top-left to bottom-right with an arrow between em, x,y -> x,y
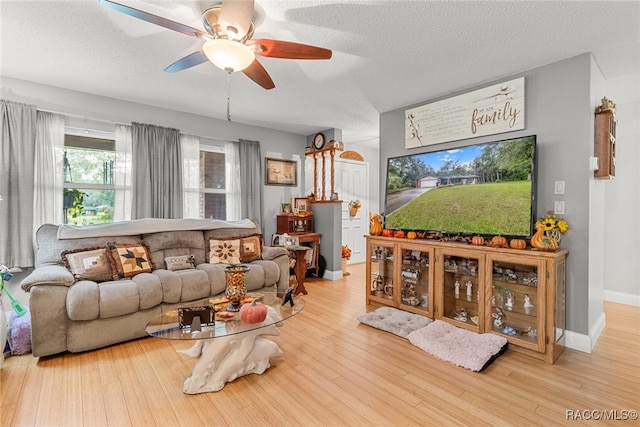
184,145 -> 227,220
200,148 -> 227,219
199,146 -> 227,219
63,134 -> 116,225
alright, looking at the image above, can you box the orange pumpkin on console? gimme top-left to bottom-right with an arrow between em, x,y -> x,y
471,235 -> 485,246
490,235 -> 508,248
509,239 -> 527,250
382,229 -> 394,237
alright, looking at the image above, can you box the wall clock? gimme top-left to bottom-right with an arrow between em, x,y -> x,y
313,133 -> 325,150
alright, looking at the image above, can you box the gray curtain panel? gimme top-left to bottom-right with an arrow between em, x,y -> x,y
0,100 -> 37,267
131,122 -> 183,219
238,139 -> 262,227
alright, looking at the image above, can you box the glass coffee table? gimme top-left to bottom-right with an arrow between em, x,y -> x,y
146,291 -> 304,394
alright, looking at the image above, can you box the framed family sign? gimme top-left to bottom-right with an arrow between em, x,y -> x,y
405,77 -> 525,148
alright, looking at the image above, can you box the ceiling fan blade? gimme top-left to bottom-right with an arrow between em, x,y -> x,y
164,51 -> 209,73
243,59 -> 275,90
247,39 -> 332,60
99,0 -> 208,39
219,0 -> 255,40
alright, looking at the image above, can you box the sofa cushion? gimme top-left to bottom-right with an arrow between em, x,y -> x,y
195,264 -> 228,296
108,243 -> 153,279
67,273 -> 163,321
197,260 -> 279,293
152,268 -> 212,303
35,223 -> 141,268
203,219 -> 261,240
142,230 -> 206,268
61,247 -> 114,282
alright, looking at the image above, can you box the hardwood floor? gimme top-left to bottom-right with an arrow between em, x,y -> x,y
2,263 -> 639,426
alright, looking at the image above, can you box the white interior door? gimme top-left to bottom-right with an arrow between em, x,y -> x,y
337,159 -> 369,264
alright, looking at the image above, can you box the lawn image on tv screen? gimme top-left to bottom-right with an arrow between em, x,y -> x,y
384,136 -> 536,238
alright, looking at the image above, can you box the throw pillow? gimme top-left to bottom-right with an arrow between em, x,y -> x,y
208,239 -> 241,264
61,247 -> 114,282
165,254 -> 196,271
108,243 -> 153,279
239,235 -> 262,262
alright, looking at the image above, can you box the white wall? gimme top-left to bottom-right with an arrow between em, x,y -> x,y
602,71 -> 640,305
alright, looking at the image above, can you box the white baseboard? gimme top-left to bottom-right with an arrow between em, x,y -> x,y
322,269 -> 342,281
604,290 -> 640,306
565,311 -> 606,354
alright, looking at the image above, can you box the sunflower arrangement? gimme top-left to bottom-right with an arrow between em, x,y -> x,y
536,213 -> 569,234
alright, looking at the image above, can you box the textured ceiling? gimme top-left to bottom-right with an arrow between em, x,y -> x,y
1,0 -> 639,147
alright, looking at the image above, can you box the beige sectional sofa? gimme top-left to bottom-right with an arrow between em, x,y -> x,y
21,218 -> 289,357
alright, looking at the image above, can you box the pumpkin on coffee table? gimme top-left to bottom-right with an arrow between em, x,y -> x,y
239,299 -> 268,324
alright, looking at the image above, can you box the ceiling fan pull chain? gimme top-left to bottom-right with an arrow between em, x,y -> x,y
226,71 -> 232,122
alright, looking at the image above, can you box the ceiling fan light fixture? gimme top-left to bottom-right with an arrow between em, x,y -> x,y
203,39 -> 255,72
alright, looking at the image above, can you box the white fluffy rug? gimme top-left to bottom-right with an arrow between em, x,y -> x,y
407,320 -> 508,372
357,307 -> 433,338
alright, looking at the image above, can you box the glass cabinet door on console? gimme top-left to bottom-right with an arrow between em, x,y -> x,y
486,256 -> 545,353
366,239 -> 396,307
436,250 -> 484,333
399,244 -> 433,318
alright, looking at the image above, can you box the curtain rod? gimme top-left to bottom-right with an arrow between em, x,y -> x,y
36,107 -> 239,143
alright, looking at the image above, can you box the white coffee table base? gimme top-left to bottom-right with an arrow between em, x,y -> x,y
178,307 -> 284,394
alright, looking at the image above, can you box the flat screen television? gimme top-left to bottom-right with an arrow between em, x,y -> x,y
384,135 -> 537,239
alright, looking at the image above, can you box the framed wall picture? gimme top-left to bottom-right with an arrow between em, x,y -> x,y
265,158 -> 297,186
294,197 -> 309,213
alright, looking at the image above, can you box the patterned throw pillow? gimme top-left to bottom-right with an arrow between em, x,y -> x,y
165,254 -> 196,271
61,247 -> 114,282
108,243 -> 153,279
208,235 -> 263,264
239,235 -> 262,262
208,239 -> 241,264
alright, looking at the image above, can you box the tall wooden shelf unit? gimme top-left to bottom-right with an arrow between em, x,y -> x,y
594,97 -> 617,179
366,235 -> 568,364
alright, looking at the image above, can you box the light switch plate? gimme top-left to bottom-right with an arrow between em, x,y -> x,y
554,181 -> 565,195
554,201 -> 565,215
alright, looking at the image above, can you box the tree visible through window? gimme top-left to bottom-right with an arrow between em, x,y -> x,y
63,135 -> 116,225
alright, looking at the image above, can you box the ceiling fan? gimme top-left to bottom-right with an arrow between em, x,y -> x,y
99,0 -> 332,90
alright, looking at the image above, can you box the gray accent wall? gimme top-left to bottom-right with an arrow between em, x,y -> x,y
1,76 -> 306,245
311,202 -> 342,276
379,54 -> 598,336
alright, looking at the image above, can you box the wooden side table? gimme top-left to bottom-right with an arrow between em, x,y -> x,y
287,245 -> 310,295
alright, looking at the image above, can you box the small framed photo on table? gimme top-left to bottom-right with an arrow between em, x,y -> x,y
281,203 -> 292,214
294,197 -> 309,213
